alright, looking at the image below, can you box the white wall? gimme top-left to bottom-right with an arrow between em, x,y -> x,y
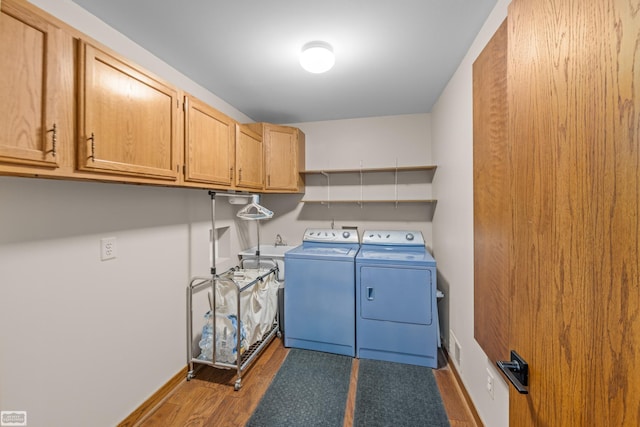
259,114 -> 434,249
431,0 -> 510,426
0,177 -> 259,427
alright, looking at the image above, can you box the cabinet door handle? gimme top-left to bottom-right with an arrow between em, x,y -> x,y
49,123 -> 57,157
230,167 -> 233,180
366,287 -> 375,301
268,174 -> 271,186
88,132 -> 95,162
239,168 -> 242,181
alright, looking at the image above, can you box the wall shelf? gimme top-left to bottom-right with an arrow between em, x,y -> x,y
301,199 -> 436,204
300,165 -> 436,206
301,165 -> 437,175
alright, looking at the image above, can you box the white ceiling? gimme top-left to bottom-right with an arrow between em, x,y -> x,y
71,0 -> 497,124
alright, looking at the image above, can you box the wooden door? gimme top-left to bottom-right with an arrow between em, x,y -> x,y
264,124 -> 299,191
0,0 -> 62,168
77,41 -> 179,181
506,0 -> 640,425
184,95 -> 235,186
235,124 -> 263,190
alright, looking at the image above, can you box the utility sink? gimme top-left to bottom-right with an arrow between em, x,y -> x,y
238,245 -> 297,337
238,245 -> 297,259
238,245 -> 297,283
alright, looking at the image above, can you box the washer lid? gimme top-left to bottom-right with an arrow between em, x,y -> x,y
285,243 -> 360,261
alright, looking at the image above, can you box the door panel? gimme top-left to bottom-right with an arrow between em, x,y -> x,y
0,1 -> 61,168
184,96 -> 234,185
360,266 -> 431,325
264,126 -> 296,190
235,124 -> 263,189
507,0 -> 640,425
473,19 -> 509,366
78,42 -> 179,181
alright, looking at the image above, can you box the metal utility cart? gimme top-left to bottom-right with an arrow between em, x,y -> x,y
186,191 -> 279,391
187,267 -> 279,390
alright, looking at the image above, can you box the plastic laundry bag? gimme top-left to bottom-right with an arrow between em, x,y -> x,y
197,310 -> 248,363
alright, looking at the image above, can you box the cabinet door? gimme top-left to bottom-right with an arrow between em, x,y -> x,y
235,124 -> 263,189
264,124 -> 305,191
184,96 -> 235,186
0,0 -> 62,168
77,41 -> 179,181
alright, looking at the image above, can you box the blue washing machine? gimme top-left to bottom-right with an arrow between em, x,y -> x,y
356,230 -> 438,368
284,228 -> 359,356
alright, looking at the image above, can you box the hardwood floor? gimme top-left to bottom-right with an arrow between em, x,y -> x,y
135,339 -> 480,427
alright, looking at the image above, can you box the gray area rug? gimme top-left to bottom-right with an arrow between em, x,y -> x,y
246,349 -> 352,427
354,359 -> 450,427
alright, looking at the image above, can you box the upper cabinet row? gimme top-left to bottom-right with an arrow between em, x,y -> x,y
0,0 -> 305,193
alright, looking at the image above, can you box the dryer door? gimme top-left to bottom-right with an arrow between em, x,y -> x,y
360,265 -> 432,325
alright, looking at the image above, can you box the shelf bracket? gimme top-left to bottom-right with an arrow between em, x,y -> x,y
359,167 -> 364,208
321,171 -> 330,208
395,159 -> 399,208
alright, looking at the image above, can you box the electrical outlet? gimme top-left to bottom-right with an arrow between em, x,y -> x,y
486,368 -> 495,400
101,237 -> 117,261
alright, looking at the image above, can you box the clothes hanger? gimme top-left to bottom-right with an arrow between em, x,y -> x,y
236,195 -> 274,220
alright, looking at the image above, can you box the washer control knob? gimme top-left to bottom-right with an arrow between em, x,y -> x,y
342,231 -> 350,239
406,233 -> 415,241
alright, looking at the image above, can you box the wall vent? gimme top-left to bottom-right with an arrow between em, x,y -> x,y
450,329 -> 462,368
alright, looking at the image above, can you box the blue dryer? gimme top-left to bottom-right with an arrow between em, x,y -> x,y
284,228 -> 359,356
356,230 -> 438,368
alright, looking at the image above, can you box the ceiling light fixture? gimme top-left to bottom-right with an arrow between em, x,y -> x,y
300,41 -> 335,74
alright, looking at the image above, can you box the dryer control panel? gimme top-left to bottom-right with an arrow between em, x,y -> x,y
361,230 -> 424,246
303,228 -> 359,244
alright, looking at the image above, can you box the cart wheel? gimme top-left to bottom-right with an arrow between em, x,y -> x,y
276,330 -> 282,338
187,371 -> 195,381
234,379 -> 242,391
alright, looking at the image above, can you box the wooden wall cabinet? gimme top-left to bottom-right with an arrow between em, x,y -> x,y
0,0 -> 66,170
183,95 -> 235,187
247,123 -> 305,193
0,0 -> 306,195
77,40 -> 180,182
234,124 -> 263,190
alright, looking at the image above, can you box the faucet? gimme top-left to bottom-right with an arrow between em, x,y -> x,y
275,234 -> 286,246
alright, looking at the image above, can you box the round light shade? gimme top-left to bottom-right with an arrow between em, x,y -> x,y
300,41 -> 335,73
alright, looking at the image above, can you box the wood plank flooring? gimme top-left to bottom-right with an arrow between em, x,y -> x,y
136,338 -> 479,427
